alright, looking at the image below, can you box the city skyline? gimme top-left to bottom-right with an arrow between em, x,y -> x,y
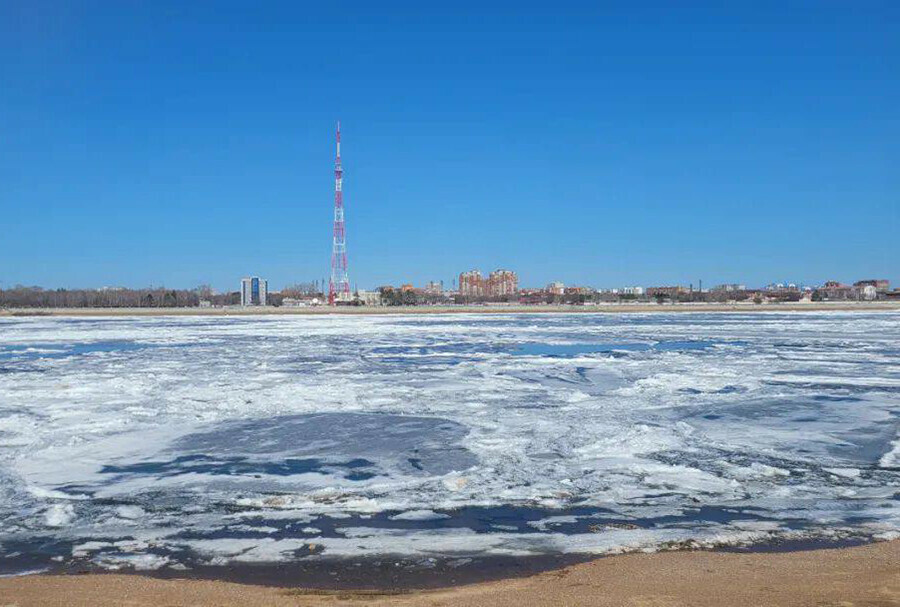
2,3 -> 898,291
0,271 -> 891,299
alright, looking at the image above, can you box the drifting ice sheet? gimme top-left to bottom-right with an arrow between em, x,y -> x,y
0,311 -> 898,573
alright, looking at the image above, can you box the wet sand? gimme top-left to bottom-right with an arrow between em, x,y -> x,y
2,541 -> 899,606
2,301 -> 899,316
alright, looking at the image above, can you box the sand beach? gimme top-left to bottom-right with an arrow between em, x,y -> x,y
1,540 -> 899,606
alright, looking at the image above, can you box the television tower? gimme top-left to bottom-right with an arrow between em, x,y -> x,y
329,121 -> 350,304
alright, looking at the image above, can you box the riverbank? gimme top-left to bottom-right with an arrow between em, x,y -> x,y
2,301 -> 899,316
1,541 -> 898,606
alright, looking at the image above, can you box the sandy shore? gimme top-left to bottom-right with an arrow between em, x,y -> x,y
2,302 -> 899,316
2,541 -> 899,606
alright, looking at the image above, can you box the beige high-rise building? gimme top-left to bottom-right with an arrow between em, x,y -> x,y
458,270 -> 484,297
488,269 -> 518,297
459,269 -> 518,298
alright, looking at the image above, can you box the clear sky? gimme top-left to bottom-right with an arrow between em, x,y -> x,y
2,2 -> 898,291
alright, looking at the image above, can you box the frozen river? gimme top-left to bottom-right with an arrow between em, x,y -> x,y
1,312 -> 899,575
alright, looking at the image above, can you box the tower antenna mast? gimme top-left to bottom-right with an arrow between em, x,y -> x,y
329,121 -> 350,305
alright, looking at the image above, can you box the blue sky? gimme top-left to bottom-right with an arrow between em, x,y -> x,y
2,2 -> 897,291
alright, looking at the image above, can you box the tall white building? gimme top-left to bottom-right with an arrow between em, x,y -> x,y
240,277 -> 268,306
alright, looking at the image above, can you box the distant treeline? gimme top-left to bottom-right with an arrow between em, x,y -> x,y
0,284 -> 335,308
0,286 -> 233,308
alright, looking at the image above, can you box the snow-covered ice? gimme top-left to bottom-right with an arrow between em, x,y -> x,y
0,312 -> 898,573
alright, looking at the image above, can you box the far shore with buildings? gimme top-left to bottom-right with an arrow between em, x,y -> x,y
1,273 -> 897,312
6,127 -> 893,315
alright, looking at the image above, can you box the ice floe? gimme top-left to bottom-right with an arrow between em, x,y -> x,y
0,312 -> 898,572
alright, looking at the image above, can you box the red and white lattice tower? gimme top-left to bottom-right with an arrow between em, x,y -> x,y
329,121 -> 350,305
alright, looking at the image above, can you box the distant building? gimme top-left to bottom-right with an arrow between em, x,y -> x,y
646,286 -> 690,298
859,285 -> 878,300
487,270 -> 518,297
854,279 -> 890,293
766,282 -> 799,292
565,286 -> 594,296
458,269 -> 518,299
816,281 -> 854,300
712,284 -> 746,293
620,286 -> 644,296
424,281 -> 443,295
282,296 -> 323,307
240,277 -> 268,306
356,290 -> 382,306
547,282 -> 565,296
517,288 -> 547,304
459,270 -> 484,298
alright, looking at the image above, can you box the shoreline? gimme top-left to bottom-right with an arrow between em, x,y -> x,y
3,537 -> 870,591
2,540 -> 898,606
2,301 -> 899,317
